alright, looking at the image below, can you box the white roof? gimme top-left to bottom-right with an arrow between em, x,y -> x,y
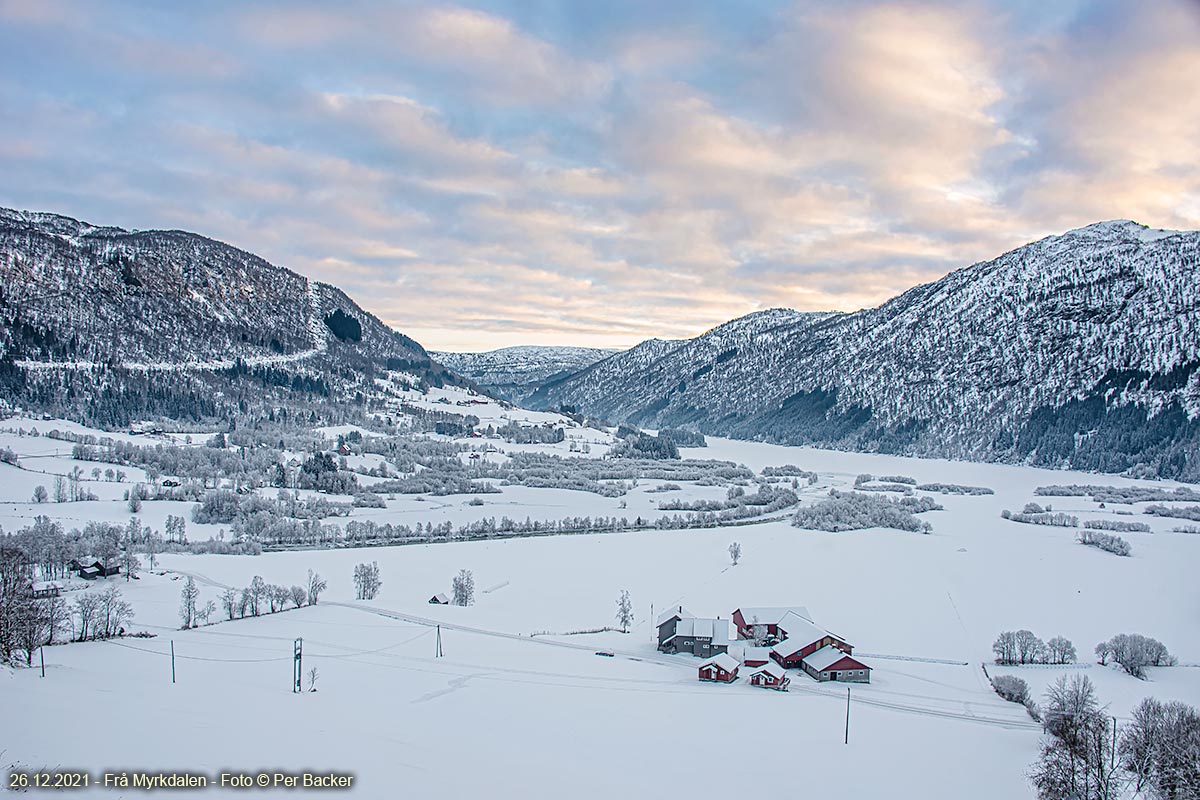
749,660 -> 786,679
431,593 -> 449,603
673,617 -> 730,646
770,618 -> 836,655
803,645 -> 862,672
32,580 -> 62,591
737,606 -> 813,626
656,606 -> 694,627
700,653 -> 740,672
741,646 -> 771,662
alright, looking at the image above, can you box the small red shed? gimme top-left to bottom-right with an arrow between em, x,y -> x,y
698,653 -> 740,683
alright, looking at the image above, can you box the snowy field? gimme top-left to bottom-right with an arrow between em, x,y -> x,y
3,418 -> 1199,798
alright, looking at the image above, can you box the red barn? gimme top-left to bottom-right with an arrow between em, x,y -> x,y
698,653 -> 739,683
770,616 -> 852,668
732,606 -> 813,640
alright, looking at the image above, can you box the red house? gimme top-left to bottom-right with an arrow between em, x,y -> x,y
698,653 -> 739,683
748,661 -> 790,691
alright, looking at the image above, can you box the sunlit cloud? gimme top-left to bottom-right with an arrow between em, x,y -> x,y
0,0 -> 1197,351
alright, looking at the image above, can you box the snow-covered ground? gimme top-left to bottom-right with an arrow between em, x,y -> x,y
4,419 -> 1199,798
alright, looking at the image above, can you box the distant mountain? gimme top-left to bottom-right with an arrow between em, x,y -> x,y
534,221 -> 1200,481
0,207 -> 464,424
433,345 -> 617,403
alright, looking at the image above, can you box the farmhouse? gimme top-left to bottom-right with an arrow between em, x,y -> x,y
698,653 -> 739,683
657,607 -> 730,658
31,581 -> 62,599
77,561 -> 120,580
801,645 -> 872,683
748,660 -> 790,690
732,606 -> 814,640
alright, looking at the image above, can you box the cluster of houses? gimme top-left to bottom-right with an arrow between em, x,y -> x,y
67,558 -> 121,581
657,605 -> 871,690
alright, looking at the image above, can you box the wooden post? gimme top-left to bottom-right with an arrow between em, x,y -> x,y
40,646 -> 45,678
844,687 -> 851,744
170,640 -> 176,684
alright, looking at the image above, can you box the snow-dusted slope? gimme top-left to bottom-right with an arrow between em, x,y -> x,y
433,345 -> 617,402
537,222 -> 1200,480
0,207 -> 464,419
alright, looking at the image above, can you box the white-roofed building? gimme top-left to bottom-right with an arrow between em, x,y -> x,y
770,618 -> 852,669
698,653 -> 740,683
748,660 -> 790,690
801,645 -> 871,683
657,610 -> 731,658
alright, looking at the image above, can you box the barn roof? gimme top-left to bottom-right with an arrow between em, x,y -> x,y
736,606 -> 813,626
770,618 -> 839,656
741,646 -> 771,663
804,645 -> 869,672
700,653 -> 740,672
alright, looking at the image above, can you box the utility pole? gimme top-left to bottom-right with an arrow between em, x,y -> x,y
170,640 -> 176,684
39,646 -> 45,678
435,625 -> 443,658
293,638 -> 303,693
844,687 -> 851,744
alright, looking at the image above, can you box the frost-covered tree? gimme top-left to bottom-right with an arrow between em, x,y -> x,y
1032,675 -> 1116,800
306,569 -> 327,606
307,666 -> 319,692
289,585 -> 307,609
31,485 -> 47,504
1120,698 -> 1200,799
220,588 -> 239,620
1095,634 -> 1175,678
615,590 -> 632,633
353,561 -> 382,600
728,541 -> 742,566
248,575 -> 267,616
1046,636 -> 1077,665
451,569 -> 475,606
179,576 -> 199,629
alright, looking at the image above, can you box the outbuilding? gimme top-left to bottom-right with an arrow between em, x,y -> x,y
748,660 -> 790,691
801,645 -> 872,683
698,653 -> 740,683
428,593 -> 450,605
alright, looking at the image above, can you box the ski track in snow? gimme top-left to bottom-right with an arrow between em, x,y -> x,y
13,278 -> 328,373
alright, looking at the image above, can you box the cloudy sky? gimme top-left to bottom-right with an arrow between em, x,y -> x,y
2,0 -> 1198,351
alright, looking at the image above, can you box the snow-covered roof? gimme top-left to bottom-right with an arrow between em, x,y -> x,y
736,606 -> 813,626
803,645 -> 866,672
749,660 -> 786,679
770,618 -> 837,655
673,617 -> 729,645
32,580 -> 62,591
741,646 -> 771,663
700,653 -> 740,672
656,606 -> 694,627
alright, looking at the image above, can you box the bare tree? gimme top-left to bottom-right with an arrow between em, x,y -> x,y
728,541 -> 742,566
179,576 -> 199,629
353,562 -> 382,600
220,588 -> 238,620
1046,636 -> 1077,665
307,666 -> 319,692
1120,697 -> 1200,799
31,485 -> 47,504
451,569 -> 475,606
615,589 -> 633,633
248,576 -> 267,616
289,585 -> 307,609
306,570 -> 327,605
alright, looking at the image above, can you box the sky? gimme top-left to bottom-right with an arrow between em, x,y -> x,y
1,1 -> 1199,352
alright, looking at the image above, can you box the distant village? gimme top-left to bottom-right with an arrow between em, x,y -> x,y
657,606 -> 871,690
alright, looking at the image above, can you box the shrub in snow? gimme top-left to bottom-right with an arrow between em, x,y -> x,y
1023,502 -> 1045,514
353,492 -> 386,508
916,482 -> 994,495
1145,504 -> 1200,522
1173,525 -> 1200,534
1095,634 -> 1176,678
1084,519 -> 1150,533
1078,529 -> 1132,556
991,675 -> 1031,705
792,490 -> 938,533
0,446 -> 17,465
877,474 -> 917,485
1003,510 -> 1079,527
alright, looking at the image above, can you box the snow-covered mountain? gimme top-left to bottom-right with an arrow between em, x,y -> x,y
433,345 -> 617,403
532,221 -> 1200,481
0,207 -> 463,422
